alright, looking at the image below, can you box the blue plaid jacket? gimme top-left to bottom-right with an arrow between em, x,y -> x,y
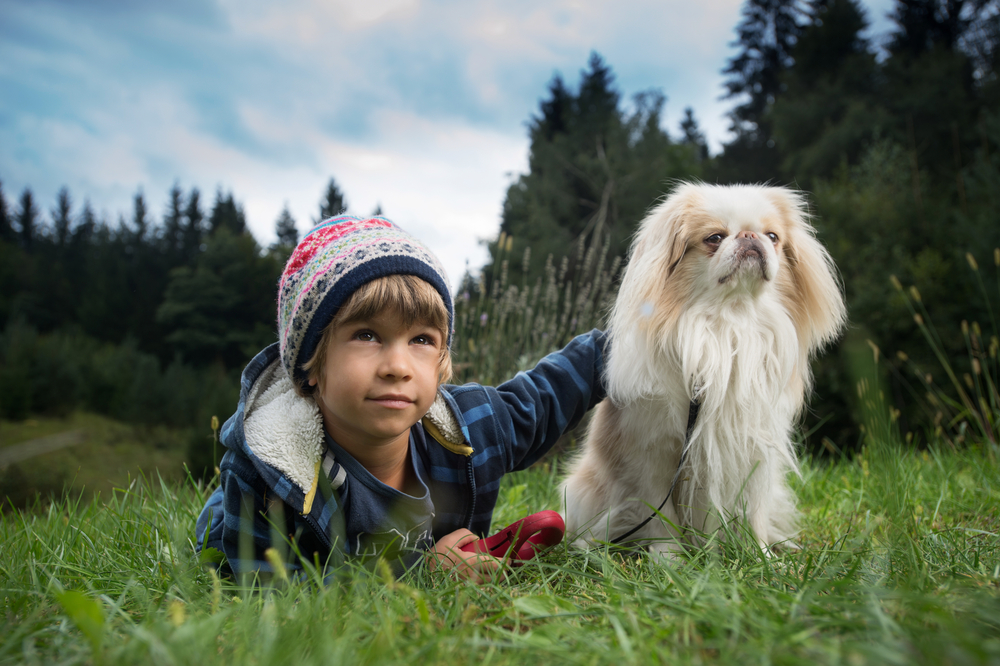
195,329 -> 607,575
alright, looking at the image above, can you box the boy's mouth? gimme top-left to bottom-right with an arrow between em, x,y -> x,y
369,394 -> 414,409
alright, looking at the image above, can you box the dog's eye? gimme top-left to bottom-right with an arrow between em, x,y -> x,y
766,232 -> 779,244
705,233 -> 725,245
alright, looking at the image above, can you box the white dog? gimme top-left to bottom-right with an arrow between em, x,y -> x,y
562,183 -> 846,556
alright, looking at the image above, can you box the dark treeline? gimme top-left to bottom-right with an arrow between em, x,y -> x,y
0,179 -> 348,474
494,0 -> 1000,451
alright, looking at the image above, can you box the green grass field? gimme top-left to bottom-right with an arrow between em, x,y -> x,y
1,432 -> 998,665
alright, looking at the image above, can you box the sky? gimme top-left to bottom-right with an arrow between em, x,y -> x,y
0,0 -> 897,287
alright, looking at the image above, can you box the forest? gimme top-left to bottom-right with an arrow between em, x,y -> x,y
2,0 -> 999,482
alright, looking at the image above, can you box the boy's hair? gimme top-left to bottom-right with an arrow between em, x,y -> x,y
300,274 -> 453,395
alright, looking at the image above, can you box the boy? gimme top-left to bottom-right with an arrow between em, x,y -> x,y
195,215 -> 606,580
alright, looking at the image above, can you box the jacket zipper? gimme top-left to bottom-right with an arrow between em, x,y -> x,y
465,456 -> 476,530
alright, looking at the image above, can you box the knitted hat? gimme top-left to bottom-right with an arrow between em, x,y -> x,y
278,215 -> 453,390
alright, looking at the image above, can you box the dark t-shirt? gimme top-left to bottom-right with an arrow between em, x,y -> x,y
324,432 -> 435,566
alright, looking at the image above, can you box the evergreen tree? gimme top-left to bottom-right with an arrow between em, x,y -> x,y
52,187 -> 73,246
679,107 -> 710,161
575,52 -> 620,138
131,190 -> 150,243
961,3 -> 999,93
163,183 -> 184,257
880,0 -> 988,179
888,0 -> 978,55
15,188 -> 39,250
0,180 -> 13,243
158,229 -> 282,367
716,0 -> 804,182
74,201 -> 96,245
182,188 -> 205,262
769,0 -> 881,181
274,205 -> 298,248
497,53 -> 700,280
208,189 -> 247,236
315,178 -> 347,224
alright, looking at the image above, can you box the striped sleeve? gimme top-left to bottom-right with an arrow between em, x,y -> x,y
488,329 -> 607,471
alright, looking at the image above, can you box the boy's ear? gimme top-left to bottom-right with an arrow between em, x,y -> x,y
308,377 -> 317,387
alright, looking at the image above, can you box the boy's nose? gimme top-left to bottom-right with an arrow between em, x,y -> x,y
379,342 -> 412,379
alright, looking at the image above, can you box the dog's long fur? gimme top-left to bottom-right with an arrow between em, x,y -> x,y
562,183 -> 846,555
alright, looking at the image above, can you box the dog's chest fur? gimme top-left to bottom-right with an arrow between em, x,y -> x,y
607,295 -> 802,513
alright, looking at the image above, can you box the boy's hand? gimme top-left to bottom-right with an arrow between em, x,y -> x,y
427,529 -> 501,583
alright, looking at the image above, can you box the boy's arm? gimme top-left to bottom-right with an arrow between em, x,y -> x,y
477,328 -> 608,472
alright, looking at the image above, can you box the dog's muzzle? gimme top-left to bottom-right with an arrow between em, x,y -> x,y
720,238 -> 768,284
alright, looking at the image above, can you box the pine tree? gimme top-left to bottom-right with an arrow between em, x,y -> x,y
497,53 -> 700,281
0,180 -> 13,243
208,189 -> 247,236
163,183 -> 184,257
769,0 -> 880,181
74,201 -> 96,245
575,52 -> 620,137
274,205 -> 298,248
132,190 -> 149,242
182,188 -> 204,262
880,0 -> 989,178
679,107 -> 710,161
717,0 -> 804,182
52,187 -> 73,246
16,188 -> 39,250
888,0 -> 977,55
315,178 -> 347,224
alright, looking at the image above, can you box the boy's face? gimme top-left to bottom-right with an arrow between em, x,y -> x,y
308,311 -> 443,456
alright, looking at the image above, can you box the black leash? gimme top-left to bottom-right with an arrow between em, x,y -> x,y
610,398 -> 701,545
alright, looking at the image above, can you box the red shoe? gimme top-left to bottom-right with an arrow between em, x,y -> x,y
459,510 -> 565,563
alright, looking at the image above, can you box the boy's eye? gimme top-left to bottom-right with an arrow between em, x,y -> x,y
354,330 -> 377,342
412,334 -> 435,346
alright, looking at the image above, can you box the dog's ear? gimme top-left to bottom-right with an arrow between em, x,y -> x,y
774,195 -> 847,354
634,198 -> 690,279
665,230 -> 688,277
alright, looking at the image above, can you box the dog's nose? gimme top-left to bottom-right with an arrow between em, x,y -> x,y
736,230 -> 759,240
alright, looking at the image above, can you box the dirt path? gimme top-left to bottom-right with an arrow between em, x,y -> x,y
0,430 -> 86,468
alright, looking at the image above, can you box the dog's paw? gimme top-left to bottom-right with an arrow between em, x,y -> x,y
646,540 -> 687,564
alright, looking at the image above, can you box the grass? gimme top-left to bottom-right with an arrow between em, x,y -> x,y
1,434 -> 998,665
0,411 -> 191,510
